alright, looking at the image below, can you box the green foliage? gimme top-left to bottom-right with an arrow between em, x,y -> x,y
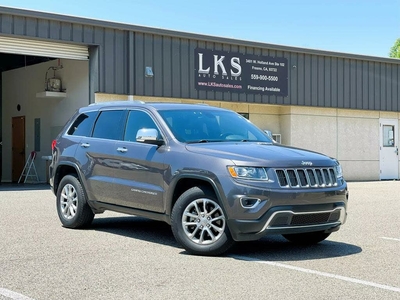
389,38 -> 400,58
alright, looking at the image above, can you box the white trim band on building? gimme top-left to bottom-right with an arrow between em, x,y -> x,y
0,35 -> 89,60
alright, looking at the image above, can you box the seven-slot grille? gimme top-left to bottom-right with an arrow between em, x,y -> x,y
275,168 -> 337,188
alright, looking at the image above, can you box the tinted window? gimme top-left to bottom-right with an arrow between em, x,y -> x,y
92,110 -> 125,140
67,111 -> 97,137
124,110 -> 159,142
159,109 -> 272,143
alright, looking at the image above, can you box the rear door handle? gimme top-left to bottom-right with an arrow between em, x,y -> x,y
81,143 -> 90,148
117,147 -> 128,153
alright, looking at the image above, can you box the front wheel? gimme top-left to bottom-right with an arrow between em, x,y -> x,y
282,231 -> 331,245
171,186 -> 234,256
56,174 -> 94,229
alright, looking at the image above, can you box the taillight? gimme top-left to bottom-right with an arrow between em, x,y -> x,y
51,140 -> 57,151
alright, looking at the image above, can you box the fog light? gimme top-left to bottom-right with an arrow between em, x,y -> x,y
240,197 -> 261,209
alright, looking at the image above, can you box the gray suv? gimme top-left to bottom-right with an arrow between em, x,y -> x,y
50,101 -> 348,256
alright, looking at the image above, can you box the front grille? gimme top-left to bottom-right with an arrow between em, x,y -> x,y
275,168 -> 337,188
268,210 -> 342,228
290,213 -> 330,225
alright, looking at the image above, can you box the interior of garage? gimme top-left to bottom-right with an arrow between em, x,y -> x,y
0,53 -> 53,183
1,53 -> 89,183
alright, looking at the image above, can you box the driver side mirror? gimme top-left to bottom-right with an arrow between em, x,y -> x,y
136,128 -> 164,146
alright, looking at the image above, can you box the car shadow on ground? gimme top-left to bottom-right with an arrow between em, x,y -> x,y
229,236 -> 362,261
90,216 -> 180,248
90,216 -> 362,261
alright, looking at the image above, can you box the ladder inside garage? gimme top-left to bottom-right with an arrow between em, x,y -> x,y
18,151 -> 40,184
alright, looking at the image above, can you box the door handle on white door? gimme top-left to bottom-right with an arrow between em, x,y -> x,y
117,147 -> 128,153
396,147 -> 399,155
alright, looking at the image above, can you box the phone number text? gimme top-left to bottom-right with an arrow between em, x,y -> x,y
250,74 -> 279,81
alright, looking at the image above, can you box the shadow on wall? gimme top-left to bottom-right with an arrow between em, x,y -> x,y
0,140 -> 2,183
0,74 -> 3,184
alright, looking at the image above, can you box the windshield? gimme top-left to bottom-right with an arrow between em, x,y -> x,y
158,109 -> 273,143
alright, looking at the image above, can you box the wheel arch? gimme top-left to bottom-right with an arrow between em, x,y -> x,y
165,175 -> 225,222
53,162 -> 87,195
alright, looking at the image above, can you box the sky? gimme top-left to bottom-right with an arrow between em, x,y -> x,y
0,0 -> 399,58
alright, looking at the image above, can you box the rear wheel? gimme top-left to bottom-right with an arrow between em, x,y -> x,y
56,174 -> 94,229
171,186 -> 234,256
282,231 -> 331,245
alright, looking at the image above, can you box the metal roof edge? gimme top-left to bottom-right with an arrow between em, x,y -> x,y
1,6 -> 399,65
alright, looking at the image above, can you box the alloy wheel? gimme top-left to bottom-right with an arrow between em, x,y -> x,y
60,183 -> 78,219
181,198 -> 226,245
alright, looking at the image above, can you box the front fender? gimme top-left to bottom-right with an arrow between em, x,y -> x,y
164,170 -> 227,220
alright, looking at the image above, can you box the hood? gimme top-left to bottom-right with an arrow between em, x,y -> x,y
185,142 -> 336,168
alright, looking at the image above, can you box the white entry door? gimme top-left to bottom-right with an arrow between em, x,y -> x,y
379,119 -> 399,180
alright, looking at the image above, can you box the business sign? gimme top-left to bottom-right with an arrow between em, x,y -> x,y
195,48 -> 288,97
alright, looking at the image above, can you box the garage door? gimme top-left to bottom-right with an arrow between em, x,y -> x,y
0,36 -> 88,60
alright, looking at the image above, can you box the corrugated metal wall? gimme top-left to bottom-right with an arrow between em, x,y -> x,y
1,8 -> 400,111
132,33 -> 400,112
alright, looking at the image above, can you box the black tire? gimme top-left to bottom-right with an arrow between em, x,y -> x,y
171,186 -> 235,256
56,174 -> 94,229
282,231 -> 331,245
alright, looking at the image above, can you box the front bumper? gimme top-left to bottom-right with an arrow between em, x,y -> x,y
227,202 -> 346,241
222,180 -> 348,242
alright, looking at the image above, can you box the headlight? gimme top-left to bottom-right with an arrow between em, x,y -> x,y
335,164 -> 343,179
227,166 -> 268,180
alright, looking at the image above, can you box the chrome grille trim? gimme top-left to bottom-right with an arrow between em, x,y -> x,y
274,167 -> 338,188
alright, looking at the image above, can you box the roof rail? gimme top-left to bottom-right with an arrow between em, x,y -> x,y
89,100 -> 145,106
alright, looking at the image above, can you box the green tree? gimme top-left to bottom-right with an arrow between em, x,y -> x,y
389,38 -> 400,58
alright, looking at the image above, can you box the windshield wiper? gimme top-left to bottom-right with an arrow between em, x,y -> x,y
187,139 -> 210,144
223,139 -> 250,142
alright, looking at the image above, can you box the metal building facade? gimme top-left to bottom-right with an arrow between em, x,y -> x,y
130,35 -> 400,112
1,6 -> 399,111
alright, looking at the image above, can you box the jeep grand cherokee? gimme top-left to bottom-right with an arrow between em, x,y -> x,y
50,101 -> 348,256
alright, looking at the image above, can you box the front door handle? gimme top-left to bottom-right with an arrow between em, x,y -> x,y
117,147 -> 128,153
81,143 -> 90,148
396,147 -> 399,155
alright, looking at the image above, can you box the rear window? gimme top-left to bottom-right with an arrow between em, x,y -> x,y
67,111 -> 97,137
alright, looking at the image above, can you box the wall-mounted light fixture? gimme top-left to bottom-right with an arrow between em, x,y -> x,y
145,66 -> 154,77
